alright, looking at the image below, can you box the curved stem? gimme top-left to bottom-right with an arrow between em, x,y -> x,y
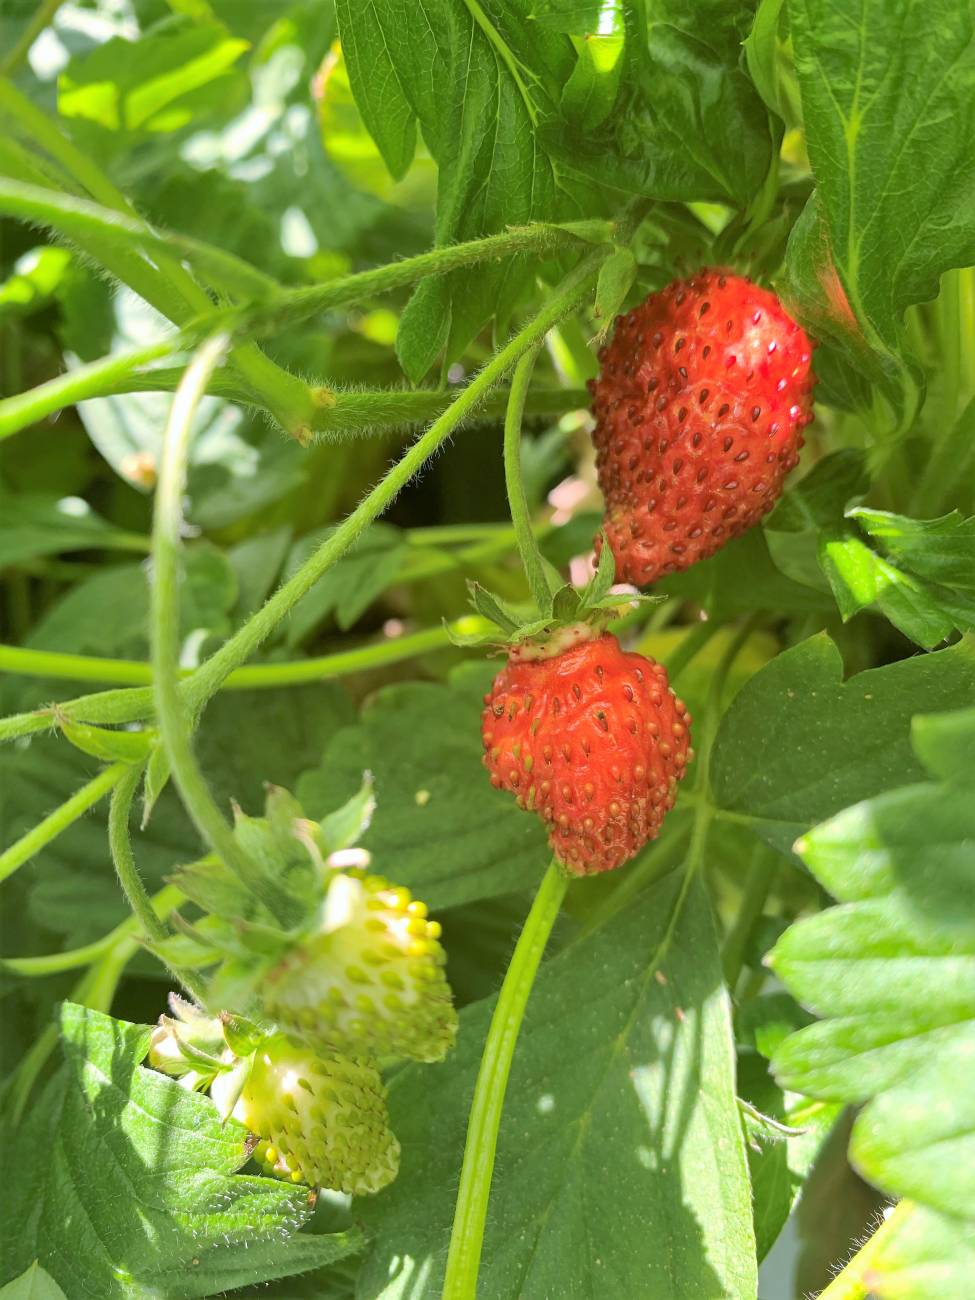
503,346 -> 556,611
655,620 -> 719,682
151,334 -> 293,923
0,760 -> 128,884
108,765 -> 207,1000
183,249 -> 606,717
1,882 -> 184,977
442,861 -> 568,1300
107,764 -> 168,946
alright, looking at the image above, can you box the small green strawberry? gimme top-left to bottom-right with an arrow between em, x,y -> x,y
221,1032 -> 400,1195
264,870 -> 456,1063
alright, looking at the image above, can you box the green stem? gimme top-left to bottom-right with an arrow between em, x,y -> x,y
0,760 -> 128,884
0,88 -> 316,433
0,179 -> 278,300
1,883 -> 183,976
108,764 -> 207,1000
815,1204 -> 911,1299
0,338 -> 178,440
182,250 -> 606,716
503,346 -> 556,611
721,846 -> 776,989
258,224 -> 609,332
0,621 -> 476,691
0,0 -> 65,76
107,764 -> 168,946
151,334 -> 293,923
442,860 -> 568,1300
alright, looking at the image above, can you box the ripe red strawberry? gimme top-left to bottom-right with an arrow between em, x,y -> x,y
590,268 -> 815,585
481,627 -> 691,875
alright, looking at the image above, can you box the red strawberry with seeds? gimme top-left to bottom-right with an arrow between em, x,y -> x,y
481,626 -> 691,875
590,267 -> 816,586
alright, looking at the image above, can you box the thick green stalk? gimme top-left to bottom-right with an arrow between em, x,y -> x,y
0,179 -> 279,299
503,346 -> 557,611
108,764 -> 207,1000
442,861 -> 568,1300
0,761 -> 128,884
150,334 -> 293,923
107,764 -> 169,946
182,250 -> 607,715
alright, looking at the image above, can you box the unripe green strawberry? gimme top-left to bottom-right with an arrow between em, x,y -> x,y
232,1032 -> 399,1195
263,871 -> 456,1063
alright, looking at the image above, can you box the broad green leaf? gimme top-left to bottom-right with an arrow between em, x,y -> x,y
24,546 -> 236,659
771,696 -> 975,1229
395,276 -> 451,385
195,682 -> 355,813
819,510 -> 975,648
58,21 -> 249,135
912,704 -> 975,785
786,0 -> 975,407
358,871 -> 757,1298
0,491 -> 146,568
0,1264 -> 67,1300
336,0 -> 583,369
297,663 -> 550,910
765,450 -> 868,533
593,246 -> 637,327
545,0 -> 776,209
851,508 -> 975,597
710,634 -> 975,855
1,1005 -> 361,1297
657,528 -> 832,618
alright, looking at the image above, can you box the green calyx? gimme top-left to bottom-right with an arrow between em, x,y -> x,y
446,534 -> 661,654
152,781 -> 456,1065
264,871 -> 457,1064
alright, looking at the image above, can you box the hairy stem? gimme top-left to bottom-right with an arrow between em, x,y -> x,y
151,334 -> 293,922
182,250 -> 606,716
442,861 -> 568,1300
0,760 -> 128,884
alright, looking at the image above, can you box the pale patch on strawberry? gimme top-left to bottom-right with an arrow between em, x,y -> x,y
232,1032 -> 400,1195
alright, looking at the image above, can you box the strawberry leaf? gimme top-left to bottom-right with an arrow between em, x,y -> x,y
769,696 -> 975,1247
1,1005 -> 362,1298
356,870 -> 757,1297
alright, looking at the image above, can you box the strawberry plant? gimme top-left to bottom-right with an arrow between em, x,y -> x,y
1,1 -> 973,1297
